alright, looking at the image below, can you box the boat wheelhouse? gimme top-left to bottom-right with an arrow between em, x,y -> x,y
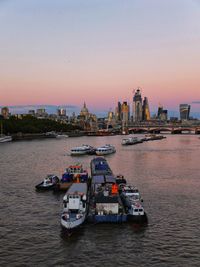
54,163 -> 88,191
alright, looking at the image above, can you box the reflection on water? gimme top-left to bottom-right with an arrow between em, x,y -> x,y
0,135 -> 200,266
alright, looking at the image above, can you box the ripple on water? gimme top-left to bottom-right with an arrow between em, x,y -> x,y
1,136 -> 200,267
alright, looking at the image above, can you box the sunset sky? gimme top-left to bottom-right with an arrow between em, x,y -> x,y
0,0 -> 200,115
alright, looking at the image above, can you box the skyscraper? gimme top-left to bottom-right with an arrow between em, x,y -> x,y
157,105 -> 163,119
115,101 -> 122,122
142,97 -> 150,121
132,88 -> 143,122
179,104 -> 190,120
121,101 -> 130,126
157,105 -> 168,121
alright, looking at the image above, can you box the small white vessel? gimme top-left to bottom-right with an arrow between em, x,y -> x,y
0,135 -> 12,143
120,185 -> 147,222
61,183 -> 88,230
56,134 -> 69,138
35,174 -> 59,190
95,144 -> 116,155
70,145 -> 93,156
122,137 -> 142,145
0,122 -> 12,143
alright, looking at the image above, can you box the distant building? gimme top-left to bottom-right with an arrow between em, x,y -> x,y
157,105 -> 168,121
142,97 -> 150,121
28,110 -> 35,116
115,101 -> 122,122
121,101 -> 130,126
79,102 -> 98,131
157,105 -> 163,119
36,108 -> 46,117
57,108 -> 66,117
179,104 -> 190,120
1,107 -> 9,119
170,117 -> 179,122
132,88 -> 143,122
80,102 -> 89,119
107,110 -> 116,129
160,110 -> 168,121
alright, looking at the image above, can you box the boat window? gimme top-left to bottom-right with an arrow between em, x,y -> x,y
139,209 -> 143,212
134,209 -> 139,212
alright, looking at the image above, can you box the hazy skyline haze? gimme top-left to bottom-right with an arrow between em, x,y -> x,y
0,0 -> 200,114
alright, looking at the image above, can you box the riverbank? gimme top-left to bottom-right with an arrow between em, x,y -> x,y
11,131 -> 85,141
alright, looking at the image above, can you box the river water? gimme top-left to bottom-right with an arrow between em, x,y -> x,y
0,135 -> 200,267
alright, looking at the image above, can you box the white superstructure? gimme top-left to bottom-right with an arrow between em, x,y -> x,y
70,145 -> 92,156
95,144 -> 116,155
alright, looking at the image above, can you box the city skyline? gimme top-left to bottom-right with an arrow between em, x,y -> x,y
1,0 -> 200,114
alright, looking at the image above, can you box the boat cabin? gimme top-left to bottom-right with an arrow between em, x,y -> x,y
122,185 -> 140,198
63,183 -> 87,212
66,164 -> 84,174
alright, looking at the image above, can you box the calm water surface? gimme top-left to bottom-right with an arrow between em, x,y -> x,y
0,135 -> 200,267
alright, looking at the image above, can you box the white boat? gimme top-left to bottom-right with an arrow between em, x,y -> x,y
95,144 -> 116,155
0,135 -> 12,143
70,144 -> 94,156
56,134 -> 69,138
61,183 -> 88,230
142,134 -> 166,141
122,137 -> 143,145
0,122 -> 12,143
120,185 -> 147,223
35,174 -> 60,190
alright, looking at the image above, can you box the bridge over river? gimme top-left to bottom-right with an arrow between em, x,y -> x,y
127,125 -> 200,134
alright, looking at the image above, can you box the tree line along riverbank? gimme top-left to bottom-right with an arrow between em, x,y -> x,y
0,116 -> 82,135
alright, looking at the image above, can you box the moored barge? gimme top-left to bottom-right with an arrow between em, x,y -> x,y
88,157 -> 126,223
88,157 -> 148,224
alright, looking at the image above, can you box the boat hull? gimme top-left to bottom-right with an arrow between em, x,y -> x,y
54,182 -> 73,192
127,212 -> 148,223
35,182 -> 56,191
95,151 -> 115,156
70,151 -> 88,156
0,136 -> 12,143
61,214 -> 86,229
87,214 -> 127,223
